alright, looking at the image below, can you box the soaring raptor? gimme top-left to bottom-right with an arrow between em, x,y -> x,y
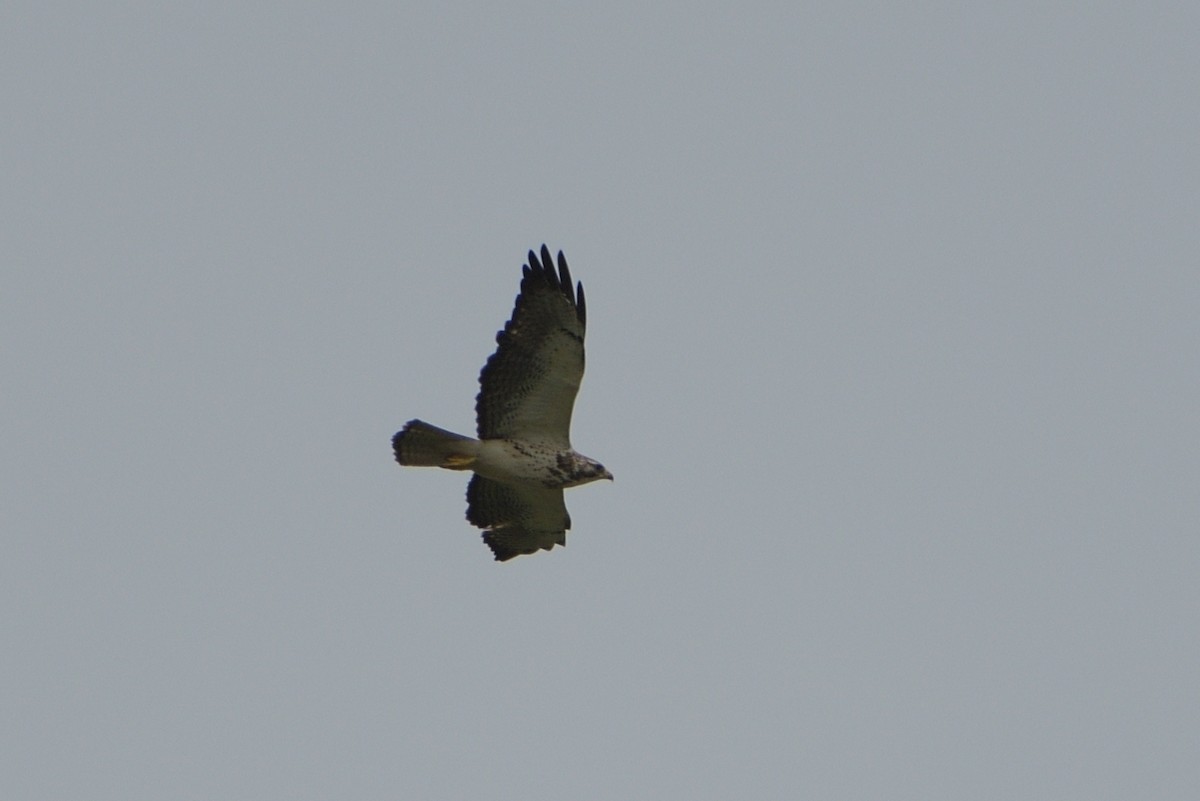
392,246 -> 611,561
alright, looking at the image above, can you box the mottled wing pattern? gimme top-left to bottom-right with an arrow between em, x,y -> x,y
467,474 -> 571,561
476,245 -> 586,445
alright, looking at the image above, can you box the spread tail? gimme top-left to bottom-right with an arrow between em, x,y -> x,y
392,420 -> 480,469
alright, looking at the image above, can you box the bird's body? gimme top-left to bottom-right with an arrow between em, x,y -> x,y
392,246 -> 610,561
394,420 -> 606,489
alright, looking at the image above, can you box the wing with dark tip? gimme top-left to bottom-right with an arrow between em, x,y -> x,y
466,474 -> 571,561
476,245 -> 587,445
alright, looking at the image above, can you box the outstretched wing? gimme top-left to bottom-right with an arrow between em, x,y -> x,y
466,475 -> 571,561
476,245 -> 586,446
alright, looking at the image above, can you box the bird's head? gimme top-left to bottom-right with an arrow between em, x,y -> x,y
562,452 -> 613,486
580,459 -> 613,484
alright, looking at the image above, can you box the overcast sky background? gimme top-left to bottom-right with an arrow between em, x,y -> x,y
4,3 -> 1198,799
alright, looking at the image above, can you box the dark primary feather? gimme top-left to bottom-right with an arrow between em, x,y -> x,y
475,245 -> 587,442
467,474 -> 570,561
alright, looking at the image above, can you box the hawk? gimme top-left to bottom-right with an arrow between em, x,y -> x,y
392,245 -> 612,561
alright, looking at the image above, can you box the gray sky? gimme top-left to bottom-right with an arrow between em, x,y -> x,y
4,3 -> 1198,799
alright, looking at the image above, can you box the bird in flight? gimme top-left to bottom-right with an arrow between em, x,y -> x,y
392,245 -> 611,561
